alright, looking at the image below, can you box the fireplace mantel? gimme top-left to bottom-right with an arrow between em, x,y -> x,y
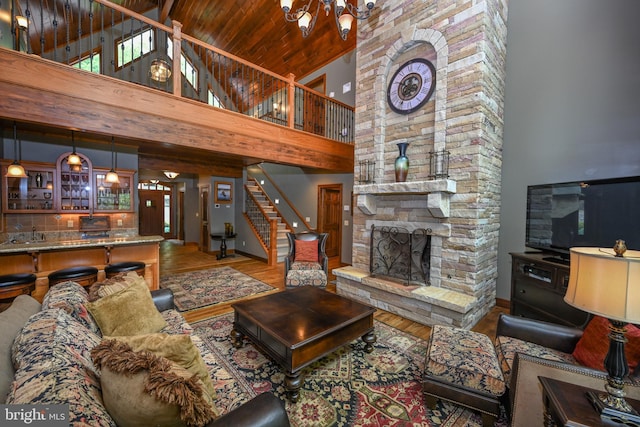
354,179 -> 457,218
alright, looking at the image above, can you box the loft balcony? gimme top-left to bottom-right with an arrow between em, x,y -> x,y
0,0 -> 354,176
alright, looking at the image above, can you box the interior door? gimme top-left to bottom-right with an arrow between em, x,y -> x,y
317,184 -> 342,258
138,190 -> 165,236
199,185 -> 210,252
303,75 -> 327,137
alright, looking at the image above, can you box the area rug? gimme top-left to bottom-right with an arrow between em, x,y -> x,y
160,267 -> 275,311
191,313 -> 509,426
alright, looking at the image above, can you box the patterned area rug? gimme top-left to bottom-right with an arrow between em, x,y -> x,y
191,313 -> 509,426
160,267 -> 275,311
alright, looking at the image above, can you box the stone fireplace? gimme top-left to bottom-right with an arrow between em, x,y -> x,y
334,0 -> 509,329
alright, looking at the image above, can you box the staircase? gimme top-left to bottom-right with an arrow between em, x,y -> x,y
245,179 -> 291,263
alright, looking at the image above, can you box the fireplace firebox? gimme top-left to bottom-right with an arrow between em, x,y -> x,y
370,225 -> 432,286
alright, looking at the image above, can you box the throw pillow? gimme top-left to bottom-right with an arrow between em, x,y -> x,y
295,239 -> 318,262
573,316 -> 640,371
91,339 -> 217,427
87,275 -> 167,336
106,333 -> 215,400
88,271 -> 141,302
0,295 -> 41,402
42,280 -> 100,334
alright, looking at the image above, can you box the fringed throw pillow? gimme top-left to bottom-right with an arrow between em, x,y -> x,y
91,339 -> 217,427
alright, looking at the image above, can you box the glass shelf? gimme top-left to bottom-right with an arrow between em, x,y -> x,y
95,170 -> 134,212
3,163 -> 56,212
57,152 -> 92,212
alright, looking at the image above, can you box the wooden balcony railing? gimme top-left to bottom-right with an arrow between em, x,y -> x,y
12,0 -> 355,144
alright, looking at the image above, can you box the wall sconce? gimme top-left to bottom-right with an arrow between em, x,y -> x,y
150,59 -> 171,82
164,171 -> 179,179
5,122 -> 28,178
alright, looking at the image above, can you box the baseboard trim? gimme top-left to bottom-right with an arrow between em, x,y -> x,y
495,298 -> 510,309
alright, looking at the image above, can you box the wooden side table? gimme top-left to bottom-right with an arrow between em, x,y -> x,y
539,376 -> 640,427
210,233 -> 237,260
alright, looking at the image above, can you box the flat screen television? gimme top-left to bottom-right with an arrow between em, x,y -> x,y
525,176 -> 640,263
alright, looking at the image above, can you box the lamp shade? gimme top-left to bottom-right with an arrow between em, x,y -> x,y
338,13 -> 354,34
565,247 -> 640,324
297,11 -> 312,30
6,162 -> 28,178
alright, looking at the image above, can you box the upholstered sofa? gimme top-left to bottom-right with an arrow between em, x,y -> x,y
0,277 -> 290,427
494,313 -> 640,426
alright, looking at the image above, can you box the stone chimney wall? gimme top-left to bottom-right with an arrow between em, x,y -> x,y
350,0 -> 509,326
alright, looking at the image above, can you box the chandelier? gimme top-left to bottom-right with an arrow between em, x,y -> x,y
280,0 -> 378,40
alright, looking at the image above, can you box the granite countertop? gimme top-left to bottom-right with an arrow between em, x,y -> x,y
0,235 -> 164,254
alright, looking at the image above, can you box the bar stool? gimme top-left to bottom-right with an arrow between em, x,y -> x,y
0,273 -> 37,304
104,261 -> 146,278
48,266 -> 99,288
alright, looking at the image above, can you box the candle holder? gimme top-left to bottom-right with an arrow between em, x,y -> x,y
358,160 -> 376,184
428,150 -> 450,180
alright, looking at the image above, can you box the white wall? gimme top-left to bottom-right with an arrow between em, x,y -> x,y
497,0 -> 640,300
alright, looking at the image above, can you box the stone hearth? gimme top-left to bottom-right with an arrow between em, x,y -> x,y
335,266 -> 478,328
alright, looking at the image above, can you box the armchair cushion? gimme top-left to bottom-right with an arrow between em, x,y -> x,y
572,316 -> 640,371
294,239 -> 318,262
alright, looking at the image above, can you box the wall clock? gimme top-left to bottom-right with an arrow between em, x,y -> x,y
387,58 -> 436,115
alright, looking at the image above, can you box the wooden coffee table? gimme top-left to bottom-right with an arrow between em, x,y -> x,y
230,286 -> 376,402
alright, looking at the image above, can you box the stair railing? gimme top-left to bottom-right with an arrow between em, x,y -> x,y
243,185 -> 279,266
247,165 -> 314,232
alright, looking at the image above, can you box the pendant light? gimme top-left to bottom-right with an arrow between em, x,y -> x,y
5,122 -> 28,178
67,130 -> 82,170
105,136 -> 119,183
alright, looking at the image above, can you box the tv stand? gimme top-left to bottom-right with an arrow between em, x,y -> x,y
542,256 -> 570,266
510,253 -> 589,328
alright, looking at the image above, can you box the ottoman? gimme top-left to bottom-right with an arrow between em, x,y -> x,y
423,325 -> 506,426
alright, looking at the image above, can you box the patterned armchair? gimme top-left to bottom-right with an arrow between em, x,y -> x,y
284,232 -> 329,288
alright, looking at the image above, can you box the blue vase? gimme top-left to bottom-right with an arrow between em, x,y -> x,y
394,142 -> 410,182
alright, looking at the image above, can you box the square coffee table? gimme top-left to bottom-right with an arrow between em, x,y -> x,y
230,286 -> 376,402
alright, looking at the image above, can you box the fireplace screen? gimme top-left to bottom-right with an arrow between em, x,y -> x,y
370,225 -> 432,286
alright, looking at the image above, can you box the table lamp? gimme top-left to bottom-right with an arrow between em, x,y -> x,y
564,243 -> 640,424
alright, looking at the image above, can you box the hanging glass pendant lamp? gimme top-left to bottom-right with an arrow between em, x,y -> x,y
105,136 -> 119,183
67,131 -> 82,170
5,122 -> 28,178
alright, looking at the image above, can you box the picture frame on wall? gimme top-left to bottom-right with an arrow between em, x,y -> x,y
214,181 -> 232,204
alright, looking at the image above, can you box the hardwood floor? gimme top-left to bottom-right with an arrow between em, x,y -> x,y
159,240 -> 507,340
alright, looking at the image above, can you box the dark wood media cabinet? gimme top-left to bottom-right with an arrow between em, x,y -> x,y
510,252 -> 590,328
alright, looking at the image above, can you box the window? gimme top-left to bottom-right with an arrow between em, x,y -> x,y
116,27 -> 155,69
71,49 -> 102,74
167,38 -> 198,91
208,89 -> 225,108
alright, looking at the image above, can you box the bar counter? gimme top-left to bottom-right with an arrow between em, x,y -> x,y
0,235 -> 163,301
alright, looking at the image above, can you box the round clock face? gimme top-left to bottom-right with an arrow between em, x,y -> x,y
387,58 -> 436,114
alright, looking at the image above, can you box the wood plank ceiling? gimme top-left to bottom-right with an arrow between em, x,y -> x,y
13,0 -> 357,177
